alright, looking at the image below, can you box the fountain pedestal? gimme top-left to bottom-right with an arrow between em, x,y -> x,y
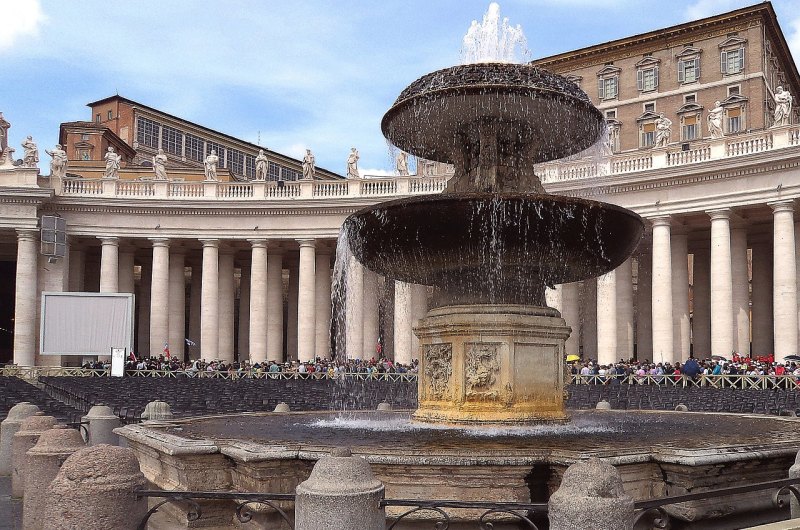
413,304 -> 570,425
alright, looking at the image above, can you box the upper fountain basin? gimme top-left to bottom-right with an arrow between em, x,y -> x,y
381,63 -> 605,165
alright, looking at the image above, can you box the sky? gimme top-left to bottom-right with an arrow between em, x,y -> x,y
1,0 -> 800,176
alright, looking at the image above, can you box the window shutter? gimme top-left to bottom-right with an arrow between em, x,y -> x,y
611,76 -> 617,98
739,47 -> 745,71
637,69 -> 643,91
695,58 -> 701,80
654,67 -> 659,88
721,51 -> 728,74
678,61 -> 684,82
598,79 -> 605,99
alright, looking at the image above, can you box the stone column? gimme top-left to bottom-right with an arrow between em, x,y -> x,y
596,271 -> 617,366
362,269 -> 380,359
200,239 -> 220,360
315,251 -> 332,359
635,252 -> 653,360
24,426 -> 85,530
393,281 -> 412,366
561,283 -> 581,357
295,447 -> 385,530
12,414 -> 56,498
287,262 -> 300,361
751,242 -> 773,356
238,264 -> 250,362
136,261 -> 151,356
98,237 -> 120,293
771,201 -> 798,362
218,250 -> 235,363
68,246 -> 85,291
168,248 -> 186,361
651,218 -> 674,363
692,248 -> 712,357
266,250 -> 284,362
118,250 -> 136,294
39,240 -> 70,367
298,239 -> 317,361
188,260 -> 202,359
0,402 -> 39,476
43,446 -> 147,530
345,256 -> 364,359
731,227 -> 750,357
410,284 -> 429,359
381,280 -> 395,360
248,240 -> 268,363
709,209 -> 734,358
581,278 -> 598,361
548,458 -> 634,530
671,232 -> 691,360
149,238 -> 170,358
616,258 -> 634,361
14,230 -> 39,366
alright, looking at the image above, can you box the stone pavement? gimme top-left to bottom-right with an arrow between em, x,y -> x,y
0,476 -> 22,529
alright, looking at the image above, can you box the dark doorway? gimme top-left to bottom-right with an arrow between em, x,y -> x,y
0,261 -> 16,364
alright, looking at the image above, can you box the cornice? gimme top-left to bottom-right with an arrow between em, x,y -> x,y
40,203 -> 363,217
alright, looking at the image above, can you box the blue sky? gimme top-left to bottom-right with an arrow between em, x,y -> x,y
1,0 -> 799,176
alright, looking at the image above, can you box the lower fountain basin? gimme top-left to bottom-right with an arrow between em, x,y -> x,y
344,192 -> 644,305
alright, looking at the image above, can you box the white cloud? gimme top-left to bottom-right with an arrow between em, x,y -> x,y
683,0 -> 746,20
0,0 -> 44,51
360,168 -> 397,178
787,15 -> 800,69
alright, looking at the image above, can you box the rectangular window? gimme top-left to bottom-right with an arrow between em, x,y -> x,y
161,125 -> 183,155
136,117 -> 159,148
727,107 -> 741,133
721,48 -> 745,74
244,155 -> 255,178
644,102 -> 655,113
678,58 -> 699,83
185,134 -> 204,162
206,141 -> 226,168
605,110 -> 616,119
268,161 -> 281,181
228,149 -> 245,176
682,116 -> 697,141
728,85 -> 740,96
598,76 -> 618,100
281,166 -> 301,181
107,110 -> 113,120
641,123 -> 656,147
637,67 -> 659,92
95,114 -> 101,123
684,94 -> 696,104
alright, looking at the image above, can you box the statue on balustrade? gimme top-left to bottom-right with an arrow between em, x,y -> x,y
346,147 -> 360,179
395,150 -> 409,176
152,149 -> 168,180
302,149 -> 315,180
707,102 -> 724,139
0,112 -> 9,152
254,149 -> 268,181
773,86 -> 793,127
103,147 -> 122,178
21,136 -> 38,168
204,150 -> 219,181
45,144 -> 67,178
654,114 -> 672,148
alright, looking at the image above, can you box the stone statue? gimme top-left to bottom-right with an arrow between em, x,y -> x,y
45,144 -> 68,178
708,101 -> 724,139
103,147 -> 122,179
21,136 -> 38,168
346,147 -> 360,179
0,112 -> 9,152
302,149 -> 315,180
773,86 -> 793,127
395,150 -> 409,176
254,149 -> 268,181
152,148 -> 168,180
654,114 -> 672,148
204,150 -> 219,181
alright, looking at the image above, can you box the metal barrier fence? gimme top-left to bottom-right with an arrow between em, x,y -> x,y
571,373 -> 800,389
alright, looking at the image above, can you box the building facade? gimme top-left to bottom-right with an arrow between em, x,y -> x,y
0,3 -> 799,367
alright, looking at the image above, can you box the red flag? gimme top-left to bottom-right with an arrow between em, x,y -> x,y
129,351 -> 136,362
163,342 -> 170,359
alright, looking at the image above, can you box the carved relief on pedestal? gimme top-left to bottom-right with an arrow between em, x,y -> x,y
424,343 -> 453,399
465,343 -> 502,400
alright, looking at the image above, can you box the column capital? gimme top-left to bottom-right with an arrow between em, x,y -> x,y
769,200 -> 795,214
148,237 -> 170,247
199,238 -> 220,248
297,238 -> 316,248
707,208 -> 733,221
247,238 -> 268,248
97,236 -> 120,246
15,229 -> 39,241
649,216 -> 671,228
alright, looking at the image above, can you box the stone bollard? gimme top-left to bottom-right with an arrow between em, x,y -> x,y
274,402 -> 290,412
790,450 -> 800,518
377,401 -> 392,411
141,400 -> 173,421
0,402 -> 40,476
24,425 -> 86,530
549,457 -> 634,530
295,447 -> 385,530
675,404 -> 689,412
84,405 -> 122,445
596,400 -> 611,410
11,413 -> 56,498
43,445 -> 147,530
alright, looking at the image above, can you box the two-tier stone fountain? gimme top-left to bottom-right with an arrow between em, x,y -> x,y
343,15 -> 643,425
